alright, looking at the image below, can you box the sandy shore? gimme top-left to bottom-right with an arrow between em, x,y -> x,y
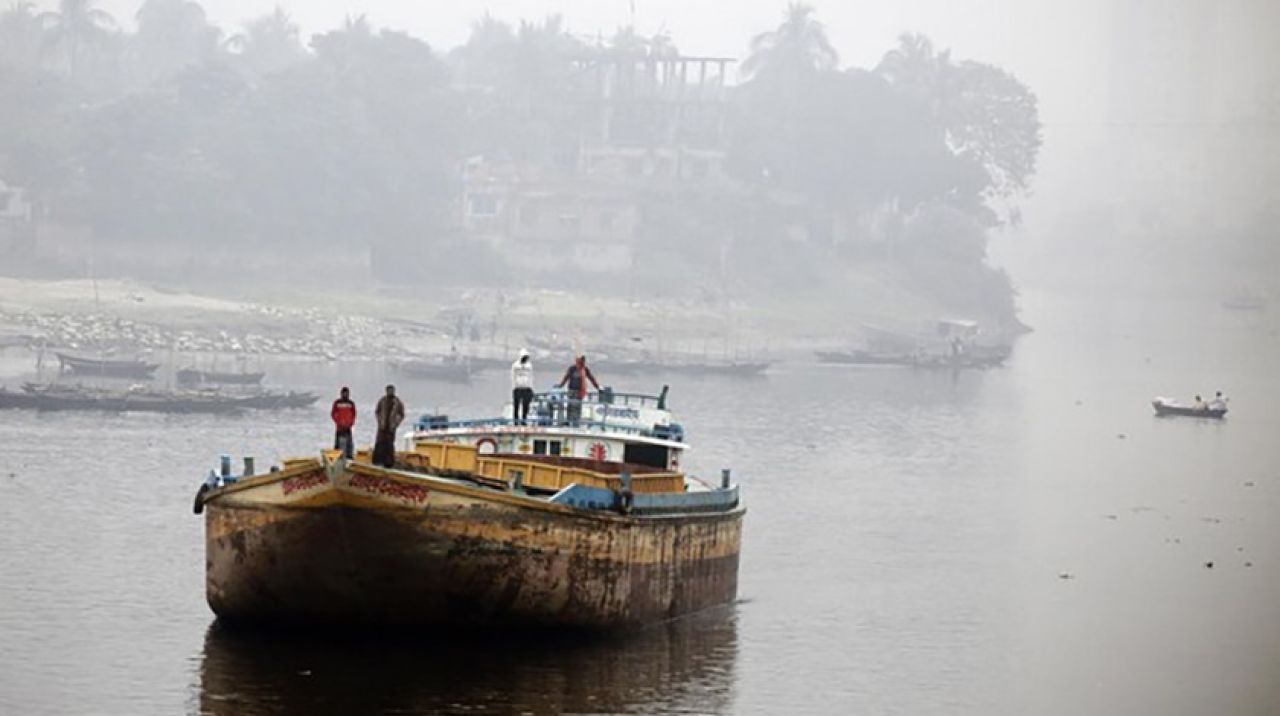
0,273 -> 1003,363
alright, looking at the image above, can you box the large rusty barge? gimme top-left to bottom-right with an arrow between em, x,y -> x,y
195,387 -> 743,629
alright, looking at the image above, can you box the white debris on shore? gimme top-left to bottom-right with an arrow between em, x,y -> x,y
0,307 -> 450,360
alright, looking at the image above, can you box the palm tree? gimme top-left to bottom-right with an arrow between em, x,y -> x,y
310,14 -> 374,71
741,3 -> 837,82
129,0 -> 220,86
875,32 -> 953,116
39,0 -> 115,78
0,2 -> 45,70
225,6 -> 305,77
449,14 -> 515,91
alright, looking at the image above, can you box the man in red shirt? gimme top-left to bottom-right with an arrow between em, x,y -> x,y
557,354 -> 601,426
331,386 -> 357,458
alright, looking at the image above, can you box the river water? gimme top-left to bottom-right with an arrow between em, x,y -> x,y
1,288 -> 1277,715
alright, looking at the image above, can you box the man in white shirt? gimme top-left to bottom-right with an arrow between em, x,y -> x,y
1208,391 -> 1228,411
511,349 -> 534,425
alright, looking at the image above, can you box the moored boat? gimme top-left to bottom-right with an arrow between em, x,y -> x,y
195,386 -> 743,629
1,383 -> 318,414
1152,398 -> 1227,419
56,352 -> 159,379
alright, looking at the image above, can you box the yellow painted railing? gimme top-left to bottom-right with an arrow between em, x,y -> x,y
406,441 -> 684,494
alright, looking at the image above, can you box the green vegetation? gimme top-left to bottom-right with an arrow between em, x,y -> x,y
0,1 -> 1040,328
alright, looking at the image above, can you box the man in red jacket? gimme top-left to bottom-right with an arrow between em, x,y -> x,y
331,386 -> 357,458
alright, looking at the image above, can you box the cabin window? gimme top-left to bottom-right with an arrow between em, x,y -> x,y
533,439 -> 562,456
623,443 -> 668,469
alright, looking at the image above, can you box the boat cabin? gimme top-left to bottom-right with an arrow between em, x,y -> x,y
410,387 -> 687,474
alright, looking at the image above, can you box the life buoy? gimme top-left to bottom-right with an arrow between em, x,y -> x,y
475,437 -> 498,455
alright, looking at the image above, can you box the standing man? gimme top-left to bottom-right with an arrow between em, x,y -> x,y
373,384 -> 405,468
1208,391 -> 1228,412
511,349 -> 534,425
557,354 -> 601,425
330,386 -> 357,458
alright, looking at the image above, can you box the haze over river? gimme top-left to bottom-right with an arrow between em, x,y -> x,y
1,287 -> 1278,715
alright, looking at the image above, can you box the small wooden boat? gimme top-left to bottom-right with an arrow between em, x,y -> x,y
1152,399 -> 1227,419
3,384 -> 245,414
56,352 -> 159,379
195,386 -> 743,629
177,368 -> 266,387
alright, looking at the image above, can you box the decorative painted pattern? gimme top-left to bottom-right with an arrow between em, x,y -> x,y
349,473 -> 430,504
282,472 -> 327,496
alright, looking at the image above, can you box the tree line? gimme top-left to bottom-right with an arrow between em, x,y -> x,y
1,1 -> 1040,313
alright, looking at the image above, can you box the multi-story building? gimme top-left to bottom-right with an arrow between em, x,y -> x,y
460,52 -> 734,274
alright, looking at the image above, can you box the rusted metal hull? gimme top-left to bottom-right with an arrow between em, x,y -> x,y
204,463 -> 742,629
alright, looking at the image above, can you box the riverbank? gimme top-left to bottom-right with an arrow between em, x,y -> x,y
0,271 -> 1023,364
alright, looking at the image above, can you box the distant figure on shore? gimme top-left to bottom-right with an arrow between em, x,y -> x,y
1208,391 -> 1228,411
557,354 -> 600,425
372,385 -> 405,468
1192,394 -> 1206,411
330,386 -> 357,458
511,349 -> 534,425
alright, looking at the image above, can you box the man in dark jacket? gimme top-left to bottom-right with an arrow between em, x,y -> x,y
556,354 -> 600,425
372,384 -> 405,468
330,386 -> 356,458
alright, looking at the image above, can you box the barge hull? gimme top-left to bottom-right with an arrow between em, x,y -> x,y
205,470 -> 741,628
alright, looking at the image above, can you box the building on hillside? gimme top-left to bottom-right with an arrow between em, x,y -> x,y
458,52 -> 735,275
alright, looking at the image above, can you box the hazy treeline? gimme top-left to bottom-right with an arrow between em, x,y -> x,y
1,1 -> 1039,321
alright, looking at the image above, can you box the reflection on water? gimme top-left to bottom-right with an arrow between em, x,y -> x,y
199,609 -> 738,716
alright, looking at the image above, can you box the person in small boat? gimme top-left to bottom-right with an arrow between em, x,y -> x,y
372,384 -> 405,468
511,349 -> 534,425
1208,391 -> 1228,411
557,354 -> 600,425
1192,394 -> 1206,411
330,386 -> 357,458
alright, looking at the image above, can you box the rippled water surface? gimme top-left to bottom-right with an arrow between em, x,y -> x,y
1,290 -> 1278,715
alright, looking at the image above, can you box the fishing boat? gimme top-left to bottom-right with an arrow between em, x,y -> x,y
177,368 -> 266,387
195,386 -> 743,629
56,352 -> 159,379
1152,398 -> 1227,419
